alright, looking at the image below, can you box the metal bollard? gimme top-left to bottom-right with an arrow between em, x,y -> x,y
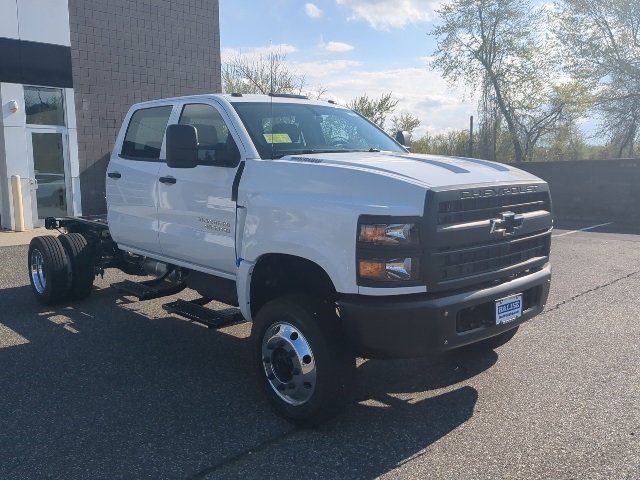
11,175 -> 25,232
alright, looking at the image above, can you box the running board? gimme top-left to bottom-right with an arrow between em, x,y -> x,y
113,279 -> 186,300
163,298 -> 244,329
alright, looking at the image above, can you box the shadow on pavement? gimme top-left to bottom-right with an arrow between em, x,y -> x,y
0,281 -> 495,479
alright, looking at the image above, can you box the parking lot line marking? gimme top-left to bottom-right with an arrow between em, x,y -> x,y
553,222 -> 613,238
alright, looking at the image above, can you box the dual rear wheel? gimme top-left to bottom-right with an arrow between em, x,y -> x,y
28,234 -> 95,306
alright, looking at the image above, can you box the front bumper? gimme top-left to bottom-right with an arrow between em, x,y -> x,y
337,264 -> 551,358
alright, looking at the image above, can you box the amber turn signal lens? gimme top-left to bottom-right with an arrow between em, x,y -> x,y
358,258 -> 420,282
358,225 -> 388,244
358,223 -> 419,246
358,260 -> 387,281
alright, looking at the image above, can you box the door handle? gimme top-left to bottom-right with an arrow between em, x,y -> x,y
108,171 -> 122,179
159,176 -> 177,185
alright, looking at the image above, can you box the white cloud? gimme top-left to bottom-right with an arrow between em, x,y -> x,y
303,64 -> 476,135
221,44 -> 298,62
305,3 -> 324,18
221,40 -> 474,135
322,41 -> 355,52
293,59 -> 363,78
336,0 -> 440,29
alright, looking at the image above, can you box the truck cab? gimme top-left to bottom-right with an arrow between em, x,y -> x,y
30,93 -> 552,426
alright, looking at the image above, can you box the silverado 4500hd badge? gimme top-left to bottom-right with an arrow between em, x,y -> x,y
198,217 -> 231,233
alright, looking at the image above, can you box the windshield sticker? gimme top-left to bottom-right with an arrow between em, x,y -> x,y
263,133 -> 292,144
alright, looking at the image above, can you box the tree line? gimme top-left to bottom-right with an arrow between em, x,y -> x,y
223,0 -> 639,163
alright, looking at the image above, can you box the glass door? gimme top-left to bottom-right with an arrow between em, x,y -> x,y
24,86 -> 70,227
27,129 -> 70,225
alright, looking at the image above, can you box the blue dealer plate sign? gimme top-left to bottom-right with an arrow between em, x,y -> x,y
495,294 -> 523,325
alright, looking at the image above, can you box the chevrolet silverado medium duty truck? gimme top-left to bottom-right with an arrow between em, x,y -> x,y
27,94 -> 552,426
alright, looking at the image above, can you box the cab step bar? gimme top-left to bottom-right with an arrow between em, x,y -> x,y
113,278 -> 186,300
162,298 -> 244,329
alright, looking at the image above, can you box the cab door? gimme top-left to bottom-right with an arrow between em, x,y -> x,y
157,101 -> 243,275
106,104 -> 174,253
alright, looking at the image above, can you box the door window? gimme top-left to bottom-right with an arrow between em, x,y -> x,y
24,86 -> 65,126
121,106 -> 173,160
179,104 -> 240,167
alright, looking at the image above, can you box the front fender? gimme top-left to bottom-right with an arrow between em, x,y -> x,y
235,159 -> 427,296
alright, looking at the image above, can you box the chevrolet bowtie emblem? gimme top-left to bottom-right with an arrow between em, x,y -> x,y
490,211 -> 525,237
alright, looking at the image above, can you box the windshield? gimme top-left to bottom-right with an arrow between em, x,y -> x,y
231,102 -> 405,159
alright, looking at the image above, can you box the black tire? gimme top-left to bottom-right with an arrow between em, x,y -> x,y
28,235 -> 71,306
462,326 -> 520,352
252,295 -> 356,427
59,233 -> 95,300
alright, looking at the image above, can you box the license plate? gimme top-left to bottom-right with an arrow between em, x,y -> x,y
495,294 -> 523,325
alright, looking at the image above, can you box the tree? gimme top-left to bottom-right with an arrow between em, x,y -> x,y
431,0 -> 567,161
348,92 -> 399,129
555,0 -> 640,156
412,130 -> 471,156
222,50 -> 306,95
391,113 -> 421,135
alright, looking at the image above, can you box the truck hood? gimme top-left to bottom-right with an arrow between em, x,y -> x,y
282,151 -> 542,188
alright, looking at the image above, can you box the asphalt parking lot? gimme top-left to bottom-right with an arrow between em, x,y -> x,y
0,221 -> 638,479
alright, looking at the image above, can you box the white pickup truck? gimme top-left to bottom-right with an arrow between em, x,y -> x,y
28,93 -> 552,426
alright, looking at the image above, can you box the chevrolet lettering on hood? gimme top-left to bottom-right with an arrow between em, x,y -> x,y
460,185 -> 539,199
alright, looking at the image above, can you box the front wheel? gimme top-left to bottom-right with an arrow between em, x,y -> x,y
252,295 -> 355,427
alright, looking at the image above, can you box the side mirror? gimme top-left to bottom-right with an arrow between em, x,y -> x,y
166,124 -> 198,168
395,130 -> 412,149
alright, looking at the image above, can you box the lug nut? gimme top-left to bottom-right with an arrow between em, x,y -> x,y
289,331 -> 299,340
302,354 -> 312,364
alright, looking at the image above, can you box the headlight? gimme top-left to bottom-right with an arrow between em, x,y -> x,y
359,257 -> 421,282
358,223 -> 419,246
357,216 -> 422,286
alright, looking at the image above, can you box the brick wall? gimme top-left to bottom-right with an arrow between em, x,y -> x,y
516,159 -> 640,224
68,0 -> 221,214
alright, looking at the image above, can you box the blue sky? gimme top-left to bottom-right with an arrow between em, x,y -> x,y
220,0 -> 475,137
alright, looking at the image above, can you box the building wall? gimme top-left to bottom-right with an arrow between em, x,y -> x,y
68,0 -> 222,215
0,0 -> 79,230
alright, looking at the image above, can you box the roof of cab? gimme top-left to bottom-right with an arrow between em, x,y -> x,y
131,93 -> 343,108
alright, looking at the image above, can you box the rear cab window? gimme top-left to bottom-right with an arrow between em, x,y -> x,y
120,105 -> 173,160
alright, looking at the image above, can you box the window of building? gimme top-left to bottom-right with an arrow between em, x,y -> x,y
121,106 -> 173,160
24,86 -> 65,126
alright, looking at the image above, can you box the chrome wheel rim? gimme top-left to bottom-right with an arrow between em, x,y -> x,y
261,322 -> 316,406
30,248 -> 46,294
